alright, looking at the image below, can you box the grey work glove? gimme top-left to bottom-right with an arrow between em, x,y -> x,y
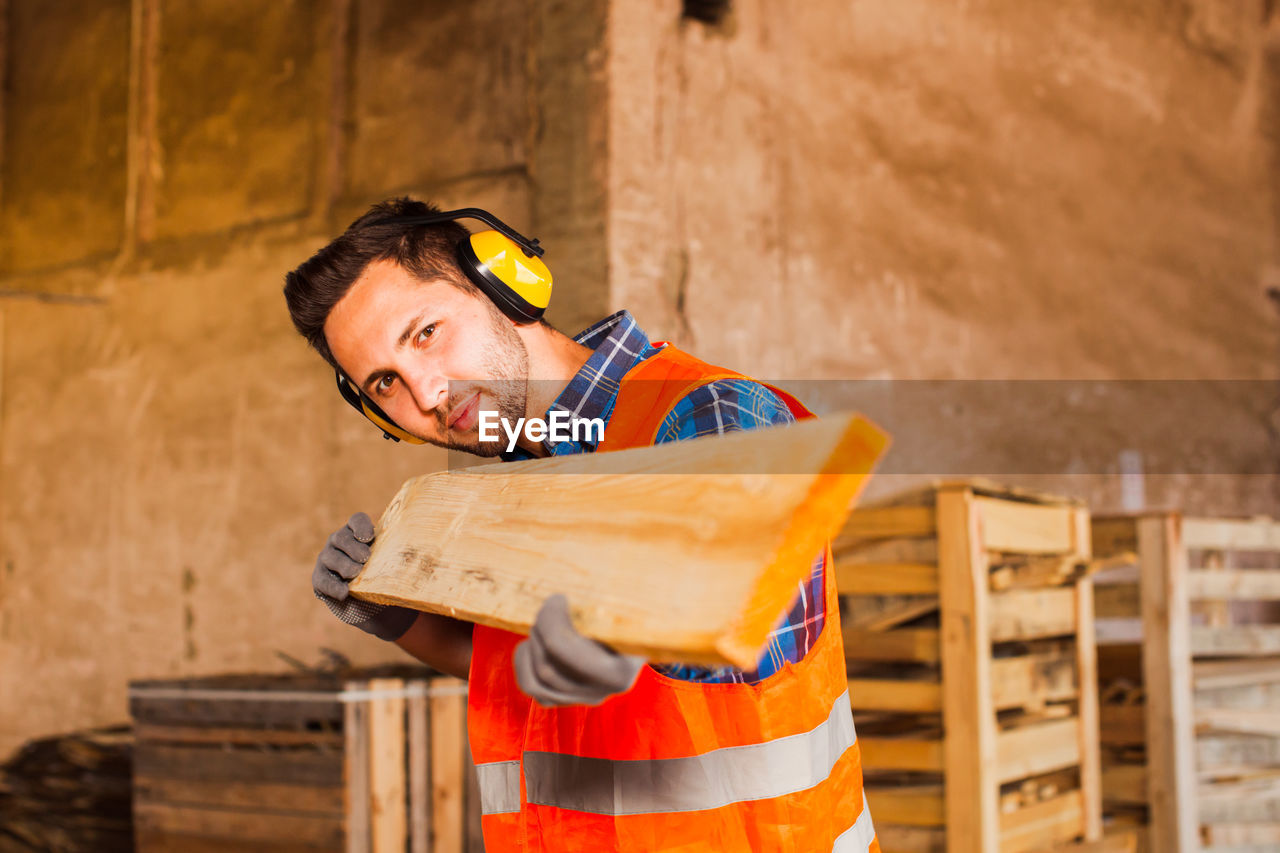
312,512 -> 417,642
514,594 -> 645,708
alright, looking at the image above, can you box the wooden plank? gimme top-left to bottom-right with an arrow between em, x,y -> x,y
989,587 -> 1078,642
844,627 -> 940,663
134,802 -> 345,847
133,744 -> 343,787
833,535 -> 938,564
1101,764 -> 1147,804
872,824 -> 945,852
1138,515 -> 1199,853
838,506 -> 936,545
407,689 -> 429,853
858,736 -> 944,772
847,678 -> 941,713
853,596 -> 938,631
136,831 -> 338,853
1196,708 -> 1280,736
991,653 -> 1077,711
997,790 -> 1085,853
1091,517 -> 1139,560
938,487 -> 999,853
1191,626 -> 1280,656
1196,681 -> 1280,710
431,678 -> 466,853
1094,619 -> 1143,645
350,415 -> 889,668
1099,705 -> 1145,746
836,561 -> 938,595
996,719 -> 1081,783
864,785 -> 945,827
1188,569 -> 1280,601
345,683 -> 371,853
1199,780 -> 1280,822
1194,658 -> 1280,690
1075,579 -> 1103,841
976,496 -> 1077,555
367,678 -> 406,853
134,777 -> 344,814
1093,584 -> 1141,620
1198,733 -> 1280,767
130,695 -> 344,729
1201,823 -> 1280,846
1182,517 -> 1280,552
133,723 -> 344,748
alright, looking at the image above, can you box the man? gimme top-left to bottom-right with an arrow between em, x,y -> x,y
284,198 -> 877,852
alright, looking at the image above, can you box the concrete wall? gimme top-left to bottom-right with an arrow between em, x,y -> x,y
1,0 -> 1278,754
0,0 -> 607,757
608,0 -> 1280,511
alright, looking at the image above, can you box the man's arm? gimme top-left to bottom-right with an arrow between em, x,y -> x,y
394,612 -> 473,679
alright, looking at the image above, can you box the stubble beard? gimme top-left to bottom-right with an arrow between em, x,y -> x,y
442,307 -> 529,457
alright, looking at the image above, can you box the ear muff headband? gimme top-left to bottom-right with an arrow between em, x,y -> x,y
334,371 -> 426,444
390,208 -> 552,324
332,207 -> 548,443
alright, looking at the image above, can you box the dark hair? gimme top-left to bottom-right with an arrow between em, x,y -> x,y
283,197 -> 480,367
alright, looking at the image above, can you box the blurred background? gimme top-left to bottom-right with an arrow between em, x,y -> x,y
0,0 -> 1278,845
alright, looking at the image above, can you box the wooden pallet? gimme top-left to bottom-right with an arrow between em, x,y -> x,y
1093,514 -> 1280,853
128,669 -> 481,853
838,481 -> 1104,853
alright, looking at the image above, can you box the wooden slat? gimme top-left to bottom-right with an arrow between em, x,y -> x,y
938,488 -> 999,853
844,628 -> 940,663
847,678 -> 941,713
431,678 -> 466,853
872,824 -> 945,853
997,790 -> 1085,853
1101,764 -> 1147,805
1075,578 -> 1103,841
839,506 -> 936,545
1196,681 -> 1280,710
407,689 -> 429,853
1199,777 -> 1280,822
1138,515 -> 1198,853
368,678 -> 406,853
852,597 -> 938,632
1196,708 -> 1280,736
1191,626 -> 1280,656
134,802 -> 345,847
133,744 -> 343,787
1099,705 -> 1145,746
976,496 -> 1076,555
1182,517 -> 1280,551
990,652 -> 1077,711
833,535 -> 938,564
837,561 -> 938,595
989,587 -> 1077,642
351,415 -> 888,668
1187,569 -> 1280,600
1198,733 -> 1280,768
1194,658 -> 1280,690
133,723 -> 344,748
1201,822 -> 1280,846
136,831 -> 338,853
864,785 -> 945,827
345,683 -> 371,853
133,777 -> 344,814
996,718 -> 1081,783
858,736 -> 944,772
1093,583 -> 1141,619
1091,517 -> 1139,560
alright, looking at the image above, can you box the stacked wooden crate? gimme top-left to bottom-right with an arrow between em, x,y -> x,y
1092,514 -> 1280,852
836,481 -> 1106,853
128,668 -> 482,852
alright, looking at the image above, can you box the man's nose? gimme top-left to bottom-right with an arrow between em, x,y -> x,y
401,365 -> 448,415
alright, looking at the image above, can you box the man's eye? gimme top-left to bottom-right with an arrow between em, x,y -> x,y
375,375 -> 396,393
416,323 -> 437,344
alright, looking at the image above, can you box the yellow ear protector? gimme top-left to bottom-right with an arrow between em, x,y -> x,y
334,208 -> 552,443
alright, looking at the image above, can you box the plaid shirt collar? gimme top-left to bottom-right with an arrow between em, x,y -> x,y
501,310 -> 660,460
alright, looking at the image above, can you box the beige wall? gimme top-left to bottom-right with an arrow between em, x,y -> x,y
1,0 -> 1278,753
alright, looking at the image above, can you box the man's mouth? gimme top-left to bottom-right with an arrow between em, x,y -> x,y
448,392 -> 481,431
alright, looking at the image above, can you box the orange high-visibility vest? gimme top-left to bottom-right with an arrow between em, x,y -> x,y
467,344 -> 878,853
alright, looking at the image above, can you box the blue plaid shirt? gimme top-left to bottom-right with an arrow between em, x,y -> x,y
504,310 -> 826,684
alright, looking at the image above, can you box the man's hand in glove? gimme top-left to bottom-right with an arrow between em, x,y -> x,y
312,512 -> 417,642
514,594 -> 645,707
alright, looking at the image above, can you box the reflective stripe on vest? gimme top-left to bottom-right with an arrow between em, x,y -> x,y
833,793 -> 877,853
476,689 -> 856,817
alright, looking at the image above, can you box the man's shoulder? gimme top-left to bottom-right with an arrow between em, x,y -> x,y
655,377 -> 795,443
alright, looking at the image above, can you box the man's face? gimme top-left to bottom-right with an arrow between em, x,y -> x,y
324,259 -> 528,454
